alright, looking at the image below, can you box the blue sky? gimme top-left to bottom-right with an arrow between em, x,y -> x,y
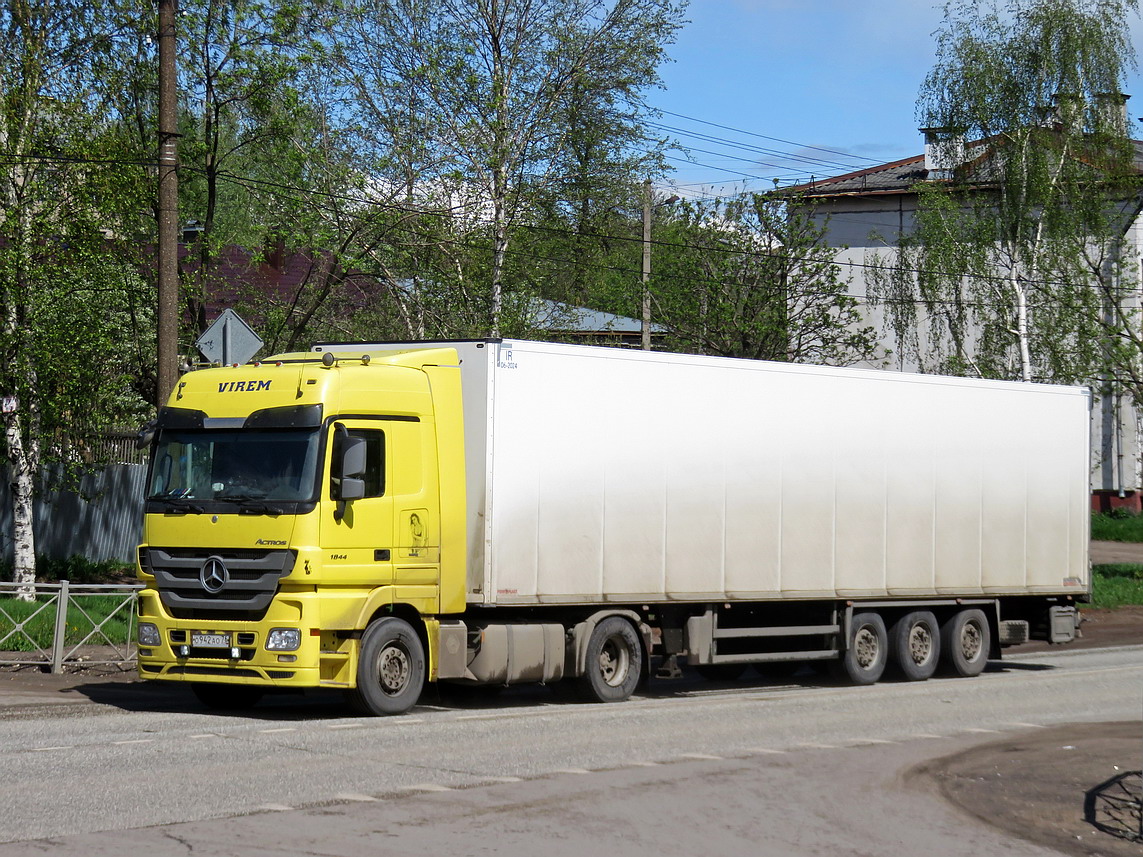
649,1 -> 1143,199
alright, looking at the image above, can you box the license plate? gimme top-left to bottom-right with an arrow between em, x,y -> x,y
192,632 -> 231,648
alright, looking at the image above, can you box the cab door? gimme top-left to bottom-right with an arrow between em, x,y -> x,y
388,419 -> 440,587
320,420 -> 395,585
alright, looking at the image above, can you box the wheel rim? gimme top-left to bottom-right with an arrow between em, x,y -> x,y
960,620 -> 983,662
377,643 -> 411,695
908,624 -> 933,665
854,627 -> 879,670
598,634 -> 631,687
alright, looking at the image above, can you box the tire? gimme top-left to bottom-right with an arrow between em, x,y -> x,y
695,663 -> 747,681
345,616 -> 425,715
939,608 -> 989,677
831,611 -> 887,685
889,611 -> 940,681
577,616 -> 642,703
191,682 -> 263,710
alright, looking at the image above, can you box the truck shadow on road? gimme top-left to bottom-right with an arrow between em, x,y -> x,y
61,657 -> 1058,719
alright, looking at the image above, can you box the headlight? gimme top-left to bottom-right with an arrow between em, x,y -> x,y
138,623 -> 161,647
266,628 -> 301,651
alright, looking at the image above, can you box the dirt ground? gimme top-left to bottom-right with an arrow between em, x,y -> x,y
915,596 -> 1143,856
914,722 -> 1143,857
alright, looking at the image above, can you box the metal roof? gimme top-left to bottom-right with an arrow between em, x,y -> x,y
785,137 -> 1143,199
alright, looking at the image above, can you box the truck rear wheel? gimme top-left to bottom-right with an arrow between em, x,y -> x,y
191,682 -> 263,710
577,616 -> 642,703
889,611 -> 940,681
346,617 -> 425,715
940,608 -> 989,677
831,611 -> 887,685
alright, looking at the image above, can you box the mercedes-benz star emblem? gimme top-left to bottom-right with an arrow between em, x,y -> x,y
199,556 -> 230,594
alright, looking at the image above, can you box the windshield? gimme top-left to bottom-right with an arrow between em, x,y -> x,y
148,428 -> 322,503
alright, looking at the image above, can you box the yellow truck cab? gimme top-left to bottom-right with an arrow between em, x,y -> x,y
137,347 -> 467,714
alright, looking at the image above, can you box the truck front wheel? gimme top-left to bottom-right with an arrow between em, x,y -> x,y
832,611 -> 887,685
577,616 -> 642,703
346,617 -> 425,715
939,608 -> 989,677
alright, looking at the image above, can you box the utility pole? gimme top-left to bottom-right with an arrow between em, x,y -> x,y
641,178 -> 652,351
156,0 -> 179,406
640,182 -> 678,351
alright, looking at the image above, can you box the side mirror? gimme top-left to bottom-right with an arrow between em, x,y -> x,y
136,418 -> 158,450
333,426 -> 367,502
340,475 -> 366,501
342,435 -> 367,479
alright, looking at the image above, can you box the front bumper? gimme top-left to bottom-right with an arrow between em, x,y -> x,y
135,588 -> 352,688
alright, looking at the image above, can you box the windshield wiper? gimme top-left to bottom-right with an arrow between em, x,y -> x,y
237,501 -> 286,516
156,497 -> 206,514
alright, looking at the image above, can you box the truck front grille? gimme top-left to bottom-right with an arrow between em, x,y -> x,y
142,547 -> 296,620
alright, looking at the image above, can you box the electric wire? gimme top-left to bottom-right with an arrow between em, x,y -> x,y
655,109 -> 885,164
649,120 -> 873,172
0,147 -> 1138,302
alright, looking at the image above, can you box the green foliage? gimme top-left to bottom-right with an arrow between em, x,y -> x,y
1091,511 -> 1143,541
0,0 -> 153,469
0,555 -> 134,584
1091,564 -> 1143,608
645,193 -> 879,363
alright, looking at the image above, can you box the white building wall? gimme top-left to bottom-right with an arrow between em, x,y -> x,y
799,194 -> 1143,495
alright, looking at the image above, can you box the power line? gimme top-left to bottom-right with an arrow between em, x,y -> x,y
650,121 -> 871,172
0,148 -> 1135,299
655,109 -> 885,164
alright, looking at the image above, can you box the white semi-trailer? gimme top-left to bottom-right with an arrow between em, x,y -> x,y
137,339 -> 1088,714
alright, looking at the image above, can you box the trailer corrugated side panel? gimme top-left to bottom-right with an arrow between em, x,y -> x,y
482,341 -> 1089,605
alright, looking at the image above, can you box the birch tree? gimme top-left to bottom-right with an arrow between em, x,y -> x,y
0,0 -> 150,595
870,0 -> 1139,383
333,0 -> 685,335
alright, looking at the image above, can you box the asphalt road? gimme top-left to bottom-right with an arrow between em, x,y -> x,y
1,645 -> 1141,856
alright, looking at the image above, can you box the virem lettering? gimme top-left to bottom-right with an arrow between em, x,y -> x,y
217,380 -> 272,393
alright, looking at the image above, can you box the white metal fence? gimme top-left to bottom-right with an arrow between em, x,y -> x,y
0,581 -> 141,673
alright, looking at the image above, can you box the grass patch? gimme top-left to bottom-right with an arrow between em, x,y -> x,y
1091,511 -> 1143,542
1091,563 -> 1143,608
0,593 -> 136,652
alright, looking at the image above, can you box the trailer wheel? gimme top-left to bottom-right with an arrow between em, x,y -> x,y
831,612 -> 887,685
191,682 -> 263,710
940,609 -> 989,677
346,617 -> 425,715
577,616 -> 642,703
889,611 -> 940,681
